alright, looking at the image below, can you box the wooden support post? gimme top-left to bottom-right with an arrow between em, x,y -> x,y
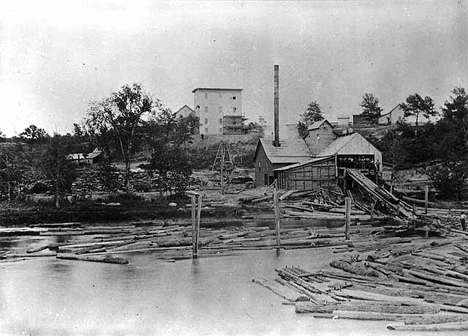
424,185 -> 429,214
187,191 -> 202,257
274,185 -> 281,247
370,200 -> 377,220
191,195 -> 197,256
196,194 -> 202,250
345,197 -> 351,241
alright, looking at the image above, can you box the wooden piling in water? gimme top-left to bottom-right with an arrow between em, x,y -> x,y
345,197 -> 351,241
274,186 -> 281,247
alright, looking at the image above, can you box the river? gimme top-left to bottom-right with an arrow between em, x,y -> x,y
0,235 -> 465,335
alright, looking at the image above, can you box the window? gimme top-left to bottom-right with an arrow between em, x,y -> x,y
258,162 -> 262,171
205,106 -> 208,113
205,93 -> 208,99
219,127 -> 223,133
219,106 -> 222,113
219,118 -> 223,124
232,96 -> 236,100
233,107 -> 237,113
205,118 -> 208,124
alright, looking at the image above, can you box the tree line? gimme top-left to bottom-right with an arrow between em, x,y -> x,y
0,83 -> 200,207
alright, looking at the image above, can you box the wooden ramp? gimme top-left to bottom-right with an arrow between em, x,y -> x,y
345,168 -> 415,219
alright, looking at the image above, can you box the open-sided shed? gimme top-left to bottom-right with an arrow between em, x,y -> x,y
275,156 -> 336,191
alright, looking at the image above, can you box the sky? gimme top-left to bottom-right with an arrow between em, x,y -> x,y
0,0 -> 467,137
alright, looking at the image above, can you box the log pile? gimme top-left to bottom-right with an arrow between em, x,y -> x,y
254,233 -> 468,332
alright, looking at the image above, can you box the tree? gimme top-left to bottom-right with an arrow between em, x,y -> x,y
297,101 -> 324,137
147,108 -> 193,196
400,94 -> 437,127
85,83 -> 156,192
41,135 -> 77,208
360,93 -> 383,124
19,125 -> 49,144
0,143 -> 27,201
377,129 -> 405,192
442,87 -> 468,143
0,128 -> 5,141
426,87 -> 468,200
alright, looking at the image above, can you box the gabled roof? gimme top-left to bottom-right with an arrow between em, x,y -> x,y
68,148 -> 102,161
379,104 -> 403,118
254,138 -> 312,164
318,133 -> 380,157
318,133 -> 360,156
273,156 -> 334,172
175,105 -> 195,115
307,119 -> 332,131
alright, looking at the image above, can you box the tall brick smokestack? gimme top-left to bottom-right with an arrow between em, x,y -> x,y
273,64 -> 280,147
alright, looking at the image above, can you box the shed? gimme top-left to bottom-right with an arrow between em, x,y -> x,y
275,156 -> 336,191
253,138 -> 312,187
273,133 -> 382,191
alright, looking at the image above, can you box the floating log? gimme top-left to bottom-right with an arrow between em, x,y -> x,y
314,310 -> 429,321
9,252 -> 57,258
107,241 -> 157,252
56,253 -> 128,264
296,302 -> 439,314
404,314 -> 468,325
253,277 -> 310,303
387,321 -> 468,331
329,260 -> 381,278
30,222 -> 82,228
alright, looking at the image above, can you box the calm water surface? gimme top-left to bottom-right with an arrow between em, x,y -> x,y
0,236 -> 464,336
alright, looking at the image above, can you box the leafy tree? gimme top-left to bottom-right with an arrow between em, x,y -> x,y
297,101 -> 324,137
41,135 -> 77,208
96,153 -> 120,196
19,125 -> 49,144
0,128 -> 5,141
425,87 -> 468,200
376,129 -> 405,191
427,161 -> 468,200
85,83 -> 156,192
400,94 -> 437,127
441,87 -> 468,143
147,108 -> 193,196
360,93 -> 383,124
73,123 -> 85,138
0,143 -> 27,201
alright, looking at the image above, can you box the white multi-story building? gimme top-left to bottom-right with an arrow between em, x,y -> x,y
192,88 -> 243,135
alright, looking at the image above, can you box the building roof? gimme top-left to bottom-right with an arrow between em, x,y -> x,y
318,133 -> 360,156
307,119 -> 333,131
254,138 -> 312,164
192,88 -> 243,93
273,156 -> 334,172
379,104 -> 402,118
68,148 -> 102,161
175,105 -> 195,115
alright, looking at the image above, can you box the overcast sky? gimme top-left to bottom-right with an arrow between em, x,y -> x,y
1,0 -> 467,137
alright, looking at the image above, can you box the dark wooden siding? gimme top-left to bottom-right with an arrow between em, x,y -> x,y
277,157 -> 337,191
254,145 -> 296,187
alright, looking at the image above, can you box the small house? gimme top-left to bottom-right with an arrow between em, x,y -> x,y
68,148 -> 102,165
303,120 -> 337,156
